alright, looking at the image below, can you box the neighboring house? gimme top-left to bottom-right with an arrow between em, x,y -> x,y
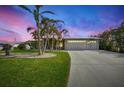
0,44 -> 3,50
11,44 -> 20,50
0,42 -> 23,50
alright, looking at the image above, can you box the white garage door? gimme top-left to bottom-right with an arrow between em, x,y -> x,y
65,40 -> 98,50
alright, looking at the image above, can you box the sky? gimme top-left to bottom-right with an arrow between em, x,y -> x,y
0,5 -> 124,43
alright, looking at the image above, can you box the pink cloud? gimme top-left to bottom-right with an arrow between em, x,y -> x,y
0,9 -> 32,30
0,30 -> 22,43
0,37 -> 16,43
0,7 -> 34,42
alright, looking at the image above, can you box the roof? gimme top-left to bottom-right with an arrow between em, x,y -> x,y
63,37 -> 101,40
0,41 -> 24,45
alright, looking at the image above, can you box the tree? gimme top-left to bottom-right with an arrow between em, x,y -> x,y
27,27 -> 38,49
96,21 -> 124,52
19,5 -> 54,55
47,19 -> 67,50
40,18 -> 66,50
115,21 -> 124,52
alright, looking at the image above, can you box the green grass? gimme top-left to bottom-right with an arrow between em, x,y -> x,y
0,50 -> 70,87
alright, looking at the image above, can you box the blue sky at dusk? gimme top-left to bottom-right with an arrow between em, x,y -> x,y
0,5 -> 124,42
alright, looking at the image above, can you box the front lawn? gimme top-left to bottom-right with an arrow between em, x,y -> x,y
0,50 -> 70,87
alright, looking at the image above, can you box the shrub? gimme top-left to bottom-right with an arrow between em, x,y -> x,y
17,43 -> 26,50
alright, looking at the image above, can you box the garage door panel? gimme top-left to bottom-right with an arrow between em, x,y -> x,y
65,40 -> 99,50
65,43 -> 86,50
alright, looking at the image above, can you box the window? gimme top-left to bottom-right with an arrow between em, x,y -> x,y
87,41 -> 96,44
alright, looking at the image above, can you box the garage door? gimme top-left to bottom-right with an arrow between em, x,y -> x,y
65,40 -> 98,50
65,43 -> 86,50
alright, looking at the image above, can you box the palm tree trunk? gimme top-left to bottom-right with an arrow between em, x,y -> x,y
58,40 -> 60,50
37,23 -> 42,55
56,40 -> 58,50
51,38 -> 54,50
36,7 -> 42,55
47,38 -> 50,49
43,35 -> 48,52
51,35 -> 54,50
51,39 -> 54,50
41,38 -> 45,54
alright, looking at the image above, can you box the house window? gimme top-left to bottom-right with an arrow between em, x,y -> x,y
87,41 -> 96,44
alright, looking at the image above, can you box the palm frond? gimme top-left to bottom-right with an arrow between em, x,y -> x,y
41,11 -> 55,15
27,27 -> 35,32
61,29 -> 68,34
35,5 -> 43,9
55,20 -> 65,24
18,5 -> 33,13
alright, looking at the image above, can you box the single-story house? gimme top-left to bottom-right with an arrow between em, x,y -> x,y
10,37 -> 100,50
28,37 -> 100,50
62,38 -> 100,50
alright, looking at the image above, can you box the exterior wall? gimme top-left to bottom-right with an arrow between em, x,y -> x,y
64,39 -> 99,50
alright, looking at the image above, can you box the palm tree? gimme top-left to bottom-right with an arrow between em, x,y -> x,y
27,27 -> 38,49
18,5 -> 54,55
56,29 -> 68,50
41,17 -> 50,52
48,19 -> 66,50
39,17 -> 64,50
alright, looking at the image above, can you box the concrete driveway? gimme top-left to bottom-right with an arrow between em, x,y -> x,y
68,50 -> 124,87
